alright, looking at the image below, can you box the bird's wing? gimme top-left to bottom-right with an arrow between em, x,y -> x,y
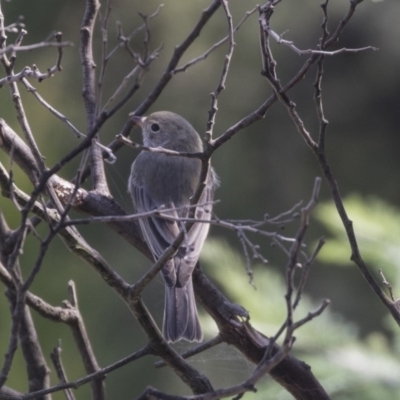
130,166 -> 216,288
174,173 -> 215,287
132,183 -> 174,246
131,178 -> 181,286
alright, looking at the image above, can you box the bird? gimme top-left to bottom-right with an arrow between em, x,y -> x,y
128,111 -> 218,342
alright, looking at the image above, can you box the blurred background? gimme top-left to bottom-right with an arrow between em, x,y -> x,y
0,0 -> 399,399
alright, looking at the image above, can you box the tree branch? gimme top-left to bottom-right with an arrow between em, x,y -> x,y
80,0 -> 109,195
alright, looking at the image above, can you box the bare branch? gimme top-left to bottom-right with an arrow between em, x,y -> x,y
210,0 -> 371,152
65,281 -> 106,400
0,32 -> 65,87
379,269 -> 397,303
4,15 -> 25,34
3,346 -> 152,400
127,297 -> 214,394
86,0 -> 222,173
0,38 -> 72,57
267,27 -> 377,56
293,237 -> 326,309
0,287 -> 22,390
193,267 -> 330,399
50,342 -> 76,400
205,0 -> 235,142
133,0 -> 221,116
258,0 -> 400,327
8,291 -> 51,398
292,299 -> 330,331
0,126 -> 146,256
173,7 -> 257,74
154,335 -> 223,369
80,0 -> 109,194
0,1 -> 383,398
16,80 -> 116,162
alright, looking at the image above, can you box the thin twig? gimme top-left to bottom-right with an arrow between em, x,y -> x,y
65,281 -> 106,400
293,237 -> 326,309
205,0 -> 235,143
268,28 -> 377,56
133,0 -> 221,117
154,335 -> 223,368
4,346 -> 152,400
271,178 -> 323,343
173,7 -> 257,74
0,38 -> 72,57
379,270 -> 396,303
259,0 -> 400,327
50,342 -> 76,400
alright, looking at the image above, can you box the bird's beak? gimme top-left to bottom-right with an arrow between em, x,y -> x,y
129,113 -> 146,128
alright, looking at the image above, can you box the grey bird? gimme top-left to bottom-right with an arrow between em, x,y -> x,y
128,111 -> 218,342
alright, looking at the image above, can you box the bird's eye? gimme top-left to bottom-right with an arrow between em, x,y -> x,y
150,123 -> 160,132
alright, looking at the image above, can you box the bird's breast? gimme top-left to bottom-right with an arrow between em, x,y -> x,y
136,153 -> 201,206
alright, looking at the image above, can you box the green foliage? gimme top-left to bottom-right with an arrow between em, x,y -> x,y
315,194 -> 400,289
201,238 -> 400,399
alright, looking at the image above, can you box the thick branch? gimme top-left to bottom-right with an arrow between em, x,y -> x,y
6,292 -> 51,399
1,94 -> 328,400
193,269 -> 330,400
80,0 -> 109,194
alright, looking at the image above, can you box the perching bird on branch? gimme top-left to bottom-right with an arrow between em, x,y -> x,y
129,111 -> 218,342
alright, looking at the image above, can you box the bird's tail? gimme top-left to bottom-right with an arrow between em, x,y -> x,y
163,278 -> 203,343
